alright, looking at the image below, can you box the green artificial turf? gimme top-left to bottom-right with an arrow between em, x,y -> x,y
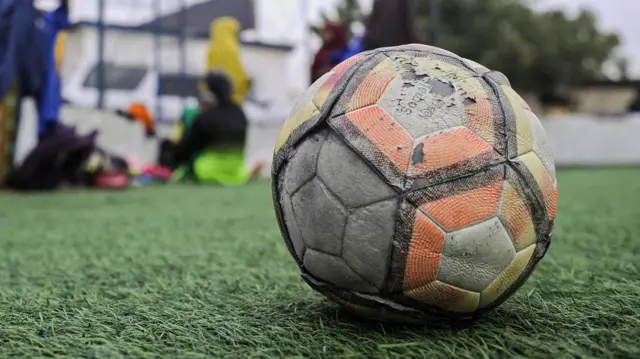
0,168 -> 638,359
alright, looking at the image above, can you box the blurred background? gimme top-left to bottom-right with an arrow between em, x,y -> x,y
4,0 -> 640,184
1,2 -> 639,356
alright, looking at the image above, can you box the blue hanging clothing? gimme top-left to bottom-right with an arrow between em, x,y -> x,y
331,34 -> 365,65
0,0 -> 47,99
37,4 -> 70,137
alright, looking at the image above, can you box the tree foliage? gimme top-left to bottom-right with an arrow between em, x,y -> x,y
322,0 -> 621,94
416,0 -> 621,93
309,0 -> 363,38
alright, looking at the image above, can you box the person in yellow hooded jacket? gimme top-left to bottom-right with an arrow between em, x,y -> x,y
206,17 -> 250,105
169,17 -> 251,160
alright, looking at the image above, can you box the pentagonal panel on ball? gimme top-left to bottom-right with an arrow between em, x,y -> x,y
291,177 -> 347,257
283,130 -> 327,194
414,173 -> 504,231
402,209 -> 446,292
316,131 -> 398,209
376,68 -> 470,139
313,54 -> 365,110
463,82 -> 502,149
274,102 -> 320,154
479,243 -> 536,309
291,71 -> 330,116
303,249 -> 378,293
279,191 -> 305,260
342,198 -> 399,291
527,111 -> 556,180
499,181 -> 537,251
343,57 -> 399,114
437,217 -> 516,293
409,126 -> 501,180
405,280 -> 480,313
514,152 -> 558,222
328,106 -> 414,187
274,72 -> 329,154
502,84 -> 535,158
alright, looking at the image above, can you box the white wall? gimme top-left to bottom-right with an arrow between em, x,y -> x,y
15,100 -> 159,167
544,114 -> 640,166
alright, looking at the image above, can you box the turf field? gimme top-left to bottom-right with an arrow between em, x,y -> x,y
0,168 -> 638,358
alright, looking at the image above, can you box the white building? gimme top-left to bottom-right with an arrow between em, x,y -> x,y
58,0 -> 297,123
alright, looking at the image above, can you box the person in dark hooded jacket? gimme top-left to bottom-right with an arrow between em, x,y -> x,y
310,22 -> 349,83
172,71 -> 256,185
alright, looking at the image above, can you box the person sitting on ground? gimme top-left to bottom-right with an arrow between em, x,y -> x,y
172,71 -> 262,185
206,17 -> 251,105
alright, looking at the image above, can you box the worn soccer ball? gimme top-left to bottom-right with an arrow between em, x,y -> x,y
272,44 -> 557,323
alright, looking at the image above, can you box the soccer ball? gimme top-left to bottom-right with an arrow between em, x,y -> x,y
272,44 -> 557,323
